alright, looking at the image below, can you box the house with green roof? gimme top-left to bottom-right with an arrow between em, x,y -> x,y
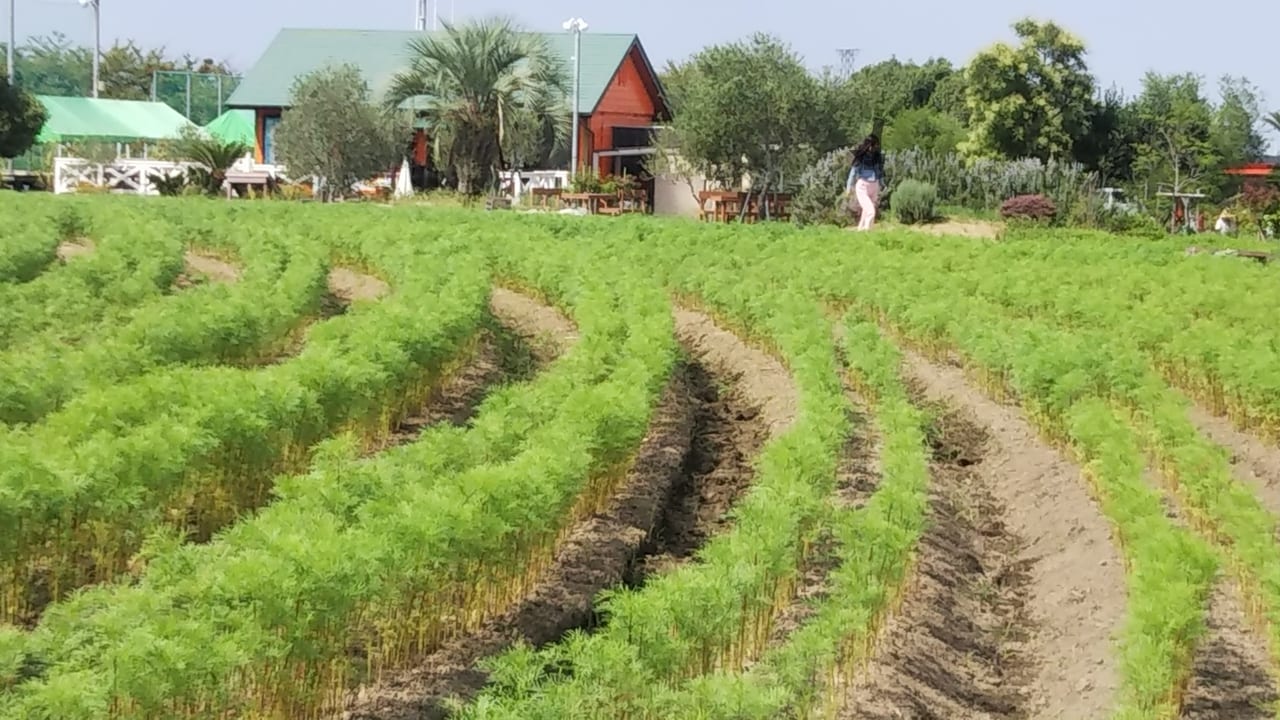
225,27 -> 669,184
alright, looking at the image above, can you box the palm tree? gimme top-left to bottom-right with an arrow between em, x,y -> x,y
1265,110 -> 1280,136
388,17 -> 567,195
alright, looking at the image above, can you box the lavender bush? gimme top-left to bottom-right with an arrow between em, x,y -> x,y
793,147 -> 1099,226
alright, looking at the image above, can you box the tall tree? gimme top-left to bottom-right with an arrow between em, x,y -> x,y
961,18 -> 1097,162
0,77 -> 47,158
1212,75 -> 1266,166
829,56 -> 958,144
659,34 -> 832,193
387,16 -> 565,195
1130,72 -> 1217,195
273,64 -> 405,201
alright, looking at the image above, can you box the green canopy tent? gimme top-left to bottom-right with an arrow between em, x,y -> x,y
35,95 -> 194,143
202,108 -> 255,147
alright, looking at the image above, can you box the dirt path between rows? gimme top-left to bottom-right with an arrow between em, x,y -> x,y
1181,579 -> 1278,719
490,287 -> 579,363
56,239 -> 93,260
1186,404 -> 1280,522
888,351 -> 1127,720
340,307 -> 797,719
839,398 -> 1036,719
328,267 -> 389,304
672,307 -> 798,434
182,250 -> 241,283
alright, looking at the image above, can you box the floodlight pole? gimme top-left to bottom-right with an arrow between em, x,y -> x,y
7,0 -> 14,85
562,17 -> 588,179
79,0 -> 100,97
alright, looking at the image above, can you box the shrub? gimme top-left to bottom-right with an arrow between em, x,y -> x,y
1000,194 -> 1057,222
1099,208 -> 1165,239
792,147 -> 855,227
890,179 -> 937,225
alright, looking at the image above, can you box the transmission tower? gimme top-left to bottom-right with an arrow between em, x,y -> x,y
837,48 -> 859,78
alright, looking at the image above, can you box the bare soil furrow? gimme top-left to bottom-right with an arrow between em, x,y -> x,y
902,352 -> 1127,720
1186,403 -> 1280,523
1181,579 -> 1279,719
56,239 -> 93,260
181,250 -> 240,283
490,286 -> 578,363
672,306 -> 798,434
329,267 -> 389,303
839,401 -> 1034,719
630,363 -> 769,579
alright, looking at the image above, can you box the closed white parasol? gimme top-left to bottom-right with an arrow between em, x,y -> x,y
394,157 -> 413,199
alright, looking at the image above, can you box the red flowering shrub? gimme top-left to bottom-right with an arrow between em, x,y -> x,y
999,194 -> 1057,222
1240,183 -> 1280,215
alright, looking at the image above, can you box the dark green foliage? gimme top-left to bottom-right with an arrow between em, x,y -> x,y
0,77 -> 46,158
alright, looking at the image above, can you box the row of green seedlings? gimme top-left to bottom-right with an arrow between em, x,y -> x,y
596,217 -> 1225,718
0,233 -> 489,624
0,211 -> 187,348
842,233 -> 1280,715
455,286 -> 850,718
545,315 -> 932,719
0,260 -> 677,719
0,210 -> 61,283
876,231 -> 1280,442
0,227 -> 334,425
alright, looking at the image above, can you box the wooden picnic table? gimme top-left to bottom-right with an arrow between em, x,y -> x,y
561,192 -> 615,215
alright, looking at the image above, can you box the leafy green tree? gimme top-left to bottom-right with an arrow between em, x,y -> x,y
883,107 -> 964,154
388,16 -> 565,195
1130,72 -> 1218,194
1073,85 -> 1142,183
829,56 -> 959,143
273,64 -> 406,201
659,33 -> 832,192
961,18 -> 1097,162
0,76 -> 47,158
1212,75 -> 1266,166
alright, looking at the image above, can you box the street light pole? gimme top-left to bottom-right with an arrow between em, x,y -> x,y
562,17 -> 587,179
78,0 -> 100,97
7,0 -> 15,85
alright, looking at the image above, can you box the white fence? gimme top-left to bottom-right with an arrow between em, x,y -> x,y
53,155 -> 288,196
500,170 -> 570,202
53,157 -> 196,195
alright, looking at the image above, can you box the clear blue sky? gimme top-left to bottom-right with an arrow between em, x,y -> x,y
9,0 -> 1280,147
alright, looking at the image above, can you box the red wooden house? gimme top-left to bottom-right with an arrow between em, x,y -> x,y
225,28 -> 669,185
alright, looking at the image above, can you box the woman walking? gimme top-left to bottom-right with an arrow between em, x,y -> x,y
845,134 -> 885,231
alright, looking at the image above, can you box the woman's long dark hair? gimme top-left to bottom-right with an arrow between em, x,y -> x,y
851,134 -> 882,165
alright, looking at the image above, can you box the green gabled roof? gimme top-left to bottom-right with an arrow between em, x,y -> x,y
202,108 -> 256,146
35,95 -> 194,143
226,28 -> 643,114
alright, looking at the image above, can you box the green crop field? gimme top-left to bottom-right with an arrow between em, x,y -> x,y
3,193 -> 1280,720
